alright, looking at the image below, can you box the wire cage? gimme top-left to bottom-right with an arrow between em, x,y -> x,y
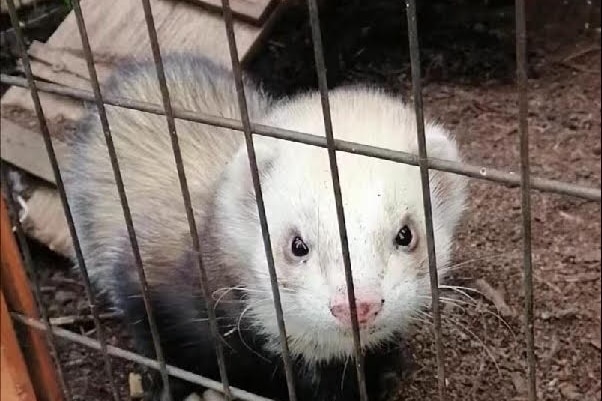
0,0 -> 600,401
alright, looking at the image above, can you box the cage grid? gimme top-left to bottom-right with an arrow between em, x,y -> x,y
0,0 -> 600,401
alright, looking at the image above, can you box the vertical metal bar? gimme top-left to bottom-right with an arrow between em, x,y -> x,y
137,0 -> 233,399
515,1 -> 537,400
1,170 -> 73,401
219,2 -> 298,400
305,1 -> 368,400
4,1 -> 121,400
69,1 -> 173,399
404,1 -> 446,399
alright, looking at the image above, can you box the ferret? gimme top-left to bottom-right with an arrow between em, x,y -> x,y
62,54 -> 467,401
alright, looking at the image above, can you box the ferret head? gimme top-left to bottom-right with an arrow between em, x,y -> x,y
214,87 -> 467,363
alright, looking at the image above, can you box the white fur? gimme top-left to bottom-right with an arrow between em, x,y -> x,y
183,393 -> 202,401
201,390 -> 227,401
215,87 -> 467,363
182,390 -> 226,401
65,55 -> 467,367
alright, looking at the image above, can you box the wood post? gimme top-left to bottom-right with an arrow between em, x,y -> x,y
0,195 -> 64,401
1,290 -> 38,401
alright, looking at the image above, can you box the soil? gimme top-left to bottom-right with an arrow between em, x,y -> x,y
2,0 -> 601,400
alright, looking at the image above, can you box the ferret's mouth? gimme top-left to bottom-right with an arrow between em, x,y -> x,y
338,324 -> 384,337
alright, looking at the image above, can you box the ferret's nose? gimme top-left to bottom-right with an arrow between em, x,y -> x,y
329,296 -> 383,327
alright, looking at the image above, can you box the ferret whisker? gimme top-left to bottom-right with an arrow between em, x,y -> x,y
212,286 -> 240,310
484,310 -> 517,339
236,304 -> 271,363
413,309 -> 434,324
212,286 -> 293,298
420,295 -> 516,338
437,288 -> 517,338
439,284 -> 482,298
440,251 -> 521,273
440,315 -> 502,376
340,356 -> 350,391
419,309 -> 502,375
438,298 -> 474,311
212,286 -> 290,310
439,286 -> 477,303
417,295 -> 475,308
407,314 -> 433,326
187,316 -> 230,323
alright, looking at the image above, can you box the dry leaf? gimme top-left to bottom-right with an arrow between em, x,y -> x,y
474,278 -> 515,317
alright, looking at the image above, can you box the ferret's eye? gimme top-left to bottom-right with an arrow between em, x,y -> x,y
395,225 -> 413,248
291,236 -> 309,257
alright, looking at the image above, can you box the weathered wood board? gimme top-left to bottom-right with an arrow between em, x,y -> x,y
0,0 -> 288,256
2,0 -> 265,122
0,118 -> 66,185
1,197 -> 64,401
188,0 -> 277,24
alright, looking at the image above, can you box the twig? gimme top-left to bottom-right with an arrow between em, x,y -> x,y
561,46 -> 601,63
49,311 -> 121,326
473,278 -> 515,317
559,61 -> 599,75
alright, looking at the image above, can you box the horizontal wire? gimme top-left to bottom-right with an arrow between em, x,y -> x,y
11,313 -> 276,401
0,74 -> 599,202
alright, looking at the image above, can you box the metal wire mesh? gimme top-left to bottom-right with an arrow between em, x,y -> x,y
1,0 -> 601,401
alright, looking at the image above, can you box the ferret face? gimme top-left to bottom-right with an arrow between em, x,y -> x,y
215,88 -> 467,363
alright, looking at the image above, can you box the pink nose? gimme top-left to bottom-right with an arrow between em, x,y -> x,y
329,297 -> 383,327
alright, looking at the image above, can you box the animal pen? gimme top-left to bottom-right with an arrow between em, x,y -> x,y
0,0 -> 600,400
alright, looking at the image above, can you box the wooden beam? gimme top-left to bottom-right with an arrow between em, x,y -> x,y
0,118 -> 68,185
187,0 -> 278,25
0,196 -> 64,401
1,290 -> 38,401
1,0 -> 268,133
0,0 -> 289,257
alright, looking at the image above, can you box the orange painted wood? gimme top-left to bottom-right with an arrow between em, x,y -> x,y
1,289 -> 38,401
0,196 -> 63,401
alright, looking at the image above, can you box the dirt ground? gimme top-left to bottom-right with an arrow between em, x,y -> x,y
2,1 -> 601,400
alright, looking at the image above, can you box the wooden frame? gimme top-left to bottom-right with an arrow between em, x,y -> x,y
0,196 -> 64,401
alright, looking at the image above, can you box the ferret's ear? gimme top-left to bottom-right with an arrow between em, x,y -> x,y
422,125 -> 460,162
222,139 -> 277,200
422,126 -> 468,231
234,140 -> 276,182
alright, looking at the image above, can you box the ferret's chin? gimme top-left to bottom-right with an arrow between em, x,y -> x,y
332,325 -> 394,351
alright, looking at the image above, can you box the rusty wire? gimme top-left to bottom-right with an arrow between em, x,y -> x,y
515,0 -> 537,399
69,1 -> 175,399
4,1 -> 121,399
220,1 -> 299,400
1,74 -> 598,203
404,0 -> 446,398
11,312 -> 276,401
305,0 -> 369,399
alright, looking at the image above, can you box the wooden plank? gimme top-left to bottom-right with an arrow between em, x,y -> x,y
188,0 -> 277,24
0,118 -> 68,185
46,0 -> 262,68
16,59 -> 92,91
0,196 -> 64,401
1,0 -> 266,127
27,41 -> 113,82
1,290 -> 38,401
1,87 -> 84,121
0,0 -> 288,257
